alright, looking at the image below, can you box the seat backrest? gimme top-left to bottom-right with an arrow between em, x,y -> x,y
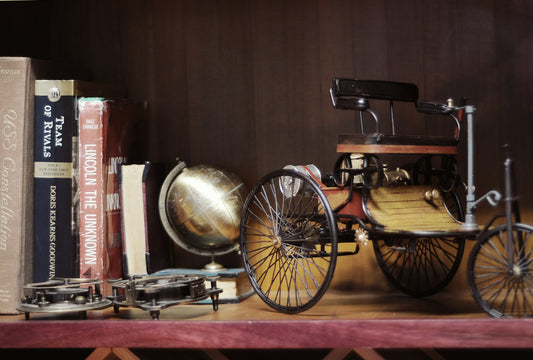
330,78 -> 419,135
331,78 -> 419,104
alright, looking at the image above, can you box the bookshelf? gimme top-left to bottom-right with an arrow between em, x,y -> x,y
2,292 -> 533,352
2,1 -> 533,357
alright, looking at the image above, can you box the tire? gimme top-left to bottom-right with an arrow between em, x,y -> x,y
240,169 -> 338,313
372,187 -> 465,298
373,236 -> 465,297
468,223 -> 533,318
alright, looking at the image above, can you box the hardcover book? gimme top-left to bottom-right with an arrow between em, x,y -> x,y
154,268 -> 254,304
33,81 -> 121,283
78,98 -> 145,296
0,57 -> 87,314
118,162 -> 175,277
118,162 -> 151,276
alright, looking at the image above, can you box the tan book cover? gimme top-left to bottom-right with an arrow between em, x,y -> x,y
119,162 -> 150,276
0,57 -> 87,314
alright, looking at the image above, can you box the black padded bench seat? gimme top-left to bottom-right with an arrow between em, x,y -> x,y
331,78 -> 459,155
332,78 -> 418,102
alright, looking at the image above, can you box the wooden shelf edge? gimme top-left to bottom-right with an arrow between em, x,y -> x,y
1,318 -> 533,349
336,144 -> 458,154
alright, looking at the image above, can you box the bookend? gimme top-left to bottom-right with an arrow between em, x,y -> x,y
107,274 -> 222,320
17,278 -> 111,320
107,162 -> 222,320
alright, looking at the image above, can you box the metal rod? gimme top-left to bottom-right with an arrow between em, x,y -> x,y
390,100 -> 396,135
504,147 -> 515,269
462,105 -> 478,230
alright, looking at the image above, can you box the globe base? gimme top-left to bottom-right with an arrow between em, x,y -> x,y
203,258 -> 227,272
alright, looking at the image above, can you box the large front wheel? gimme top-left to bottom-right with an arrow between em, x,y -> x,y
467,223 -> 533,318
240,169 -> 338,313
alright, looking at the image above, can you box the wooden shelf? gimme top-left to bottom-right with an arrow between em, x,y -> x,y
2,2 -> 533,358
2,291 -> 533,350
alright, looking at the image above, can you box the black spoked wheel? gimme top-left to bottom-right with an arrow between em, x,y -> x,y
362,154 -> 384,189
373,236 -> 465,297
412,155 -> 459,193
372,186 -> 465,297
333,153 -> 354,187
468,223 -> 533,318
240,169 -> 338,313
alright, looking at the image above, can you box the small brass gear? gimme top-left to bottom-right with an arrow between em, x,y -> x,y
355,228 -> 369,247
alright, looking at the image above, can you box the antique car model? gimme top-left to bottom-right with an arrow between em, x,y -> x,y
239,78 -> 533,318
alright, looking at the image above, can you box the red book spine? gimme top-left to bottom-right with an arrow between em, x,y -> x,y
79,98 -> 141,295
104,101 -> 134,288
78,99 -> 106,288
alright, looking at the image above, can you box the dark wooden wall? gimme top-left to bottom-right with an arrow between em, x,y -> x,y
2,0 -> 532,291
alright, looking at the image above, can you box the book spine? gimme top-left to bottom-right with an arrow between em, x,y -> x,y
33,81 -> 77,282
104,103 -> 129,286
119,162 -> 150,276
142,163 -> 151,273
105,143 -> 125,285
78,99 -> 105,283
0,58 -> 31,313
106,100 -> 145,281
117,163 -> 128,276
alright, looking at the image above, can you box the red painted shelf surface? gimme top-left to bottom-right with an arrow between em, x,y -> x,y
1,290 -> 533,350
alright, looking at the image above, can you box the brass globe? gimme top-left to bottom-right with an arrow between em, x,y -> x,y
159,161 -> 247,258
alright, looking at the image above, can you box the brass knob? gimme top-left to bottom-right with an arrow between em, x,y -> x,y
424,189 -> 440,203
447,98 -> 454,108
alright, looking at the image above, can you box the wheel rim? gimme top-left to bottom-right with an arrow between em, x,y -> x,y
362,154 -> 383,189
373,236 -> 465,297
333,153 -> 353,187
372,188 -> 465,298
468,223 -> 533,318
240,169 -> 337,313
412,155 -> 458,193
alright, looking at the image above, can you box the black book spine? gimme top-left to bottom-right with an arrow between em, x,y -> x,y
33,81 -> 76,282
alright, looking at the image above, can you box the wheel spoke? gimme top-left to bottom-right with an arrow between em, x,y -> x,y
468,224 -> 533,317
240,169 -> 337,313
374,236 -> 464,297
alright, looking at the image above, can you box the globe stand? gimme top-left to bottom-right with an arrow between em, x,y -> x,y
158,160 -> 247,273
203,257 -> 227,272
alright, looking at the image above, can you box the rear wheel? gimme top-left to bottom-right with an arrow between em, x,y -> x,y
373,236 -> 465,297
240,169 -> 338,313
468,223 -> 533,318
412,155 -> 459,193
373,186 -> 465,297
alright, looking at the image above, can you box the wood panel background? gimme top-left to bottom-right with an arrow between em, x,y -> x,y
2,0 -> 532,293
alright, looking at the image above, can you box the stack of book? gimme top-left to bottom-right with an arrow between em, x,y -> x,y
33,84 -> 148,297
0,57 -> 253,314
0,57 -> 88,314
0,57 -> 148,313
